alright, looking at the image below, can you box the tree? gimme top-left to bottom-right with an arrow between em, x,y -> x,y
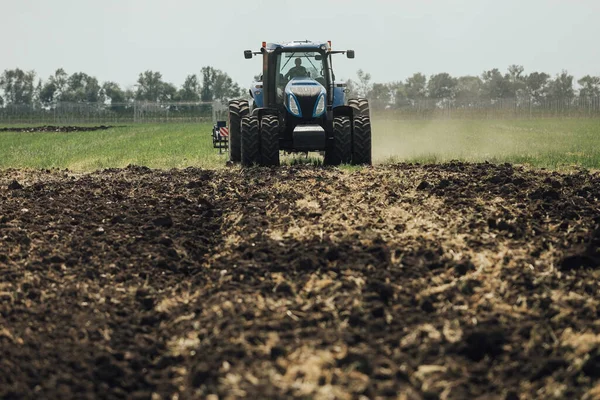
161,82 -> 179,102
39,82 -> 57,105
507,65 -> 526,99
102,81 -> 126,104
455,76 -> 483,102
578,75 -> 600,98
212,70 -> 242,101
33,80 -> 42,108
524,72 -> 550,102
179,74 -> 200,101
136,70 -> 166,102
61,72 -> 103,103
368,83 -> 391,110
404,73 -> 427,101
427,73 -> 457,100
0,94 -> 3,107
547,70 -> 574,101
0,68 -> 36,106
481,69 -> 512,100
40,68 -> 70,105
200,66 -> 242,102
388,81 -> 409,107
355,69 -> 372,98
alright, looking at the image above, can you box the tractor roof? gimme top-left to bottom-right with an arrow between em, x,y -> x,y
266,40 -> 330,52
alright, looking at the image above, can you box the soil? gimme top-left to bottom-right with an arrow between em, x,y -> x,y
1,162 -> 599,400
0,126 -> 113,133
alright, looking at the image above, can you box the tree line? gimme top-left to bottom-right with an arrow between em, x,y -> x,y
2,65 -> 599,111
347,66 -> 600,110
0,67 -> 243,107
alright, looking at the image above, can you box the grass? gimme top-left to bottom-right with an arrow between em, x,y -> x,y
373,118 -> 600,170
0,118 -> 599,171
0,123 -> 226,170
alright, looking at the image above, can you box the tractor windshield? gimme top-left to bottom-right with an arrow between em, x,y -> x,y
276,51 -> 327,88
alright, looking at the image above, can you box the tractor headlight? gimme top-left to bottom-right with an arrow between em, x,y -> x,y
288,94 -> 301,117
313,93 -> 325,117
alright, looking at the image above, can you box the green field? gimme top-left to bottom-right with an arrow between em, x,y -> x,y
1,119 -> 599,171
374,118 -> 600,169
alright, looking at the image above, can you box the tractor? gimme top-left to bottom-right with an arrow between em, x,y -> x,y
227,40 -> 371,166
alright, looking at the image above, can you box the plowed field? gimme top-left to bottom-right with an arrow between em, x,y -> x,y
1,163 -> 599,399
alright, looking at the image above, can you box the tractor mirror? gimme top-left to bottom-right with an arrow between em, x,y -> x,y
244,50 -> 253,59
315,55 -> 322,61
346,50 -> 355,59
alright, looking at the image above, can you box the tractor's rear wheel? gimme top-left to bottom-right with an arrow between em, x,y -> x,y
324,116 -> 351,166
348,98 -> 370,118
352,115 -> 372,165
260,115 -> 280,166
241,116 -> 260,166
228,99 -> 249,162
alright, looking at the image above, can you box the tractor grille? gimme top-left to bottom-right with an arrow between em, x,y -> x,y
295,94 -> 318,119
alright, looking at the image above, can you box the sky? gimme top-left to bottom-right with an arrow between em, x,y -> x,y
2,0 -> 600,89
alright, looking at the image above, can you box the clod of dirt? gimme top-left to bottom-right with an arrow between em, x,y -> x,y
419,297 -> 436,313
560,253 -> 599,270
48,255 -> 65,264
94,355 -> 125,384
325,247 -> 341,261
153,215 -> 174,228
460,327 -> 507,361
7,180 -> 23,190
366,280 -> 394,304
497,220 -> 513,232
190,362 -> 214,386
454,261 -> 475,276
135,288 -> 155,310
437,179 -> 451,189
273,281 -> 295,295
582,348 -> 600,378
531,358 -> 569,381
417,181 -> 430,190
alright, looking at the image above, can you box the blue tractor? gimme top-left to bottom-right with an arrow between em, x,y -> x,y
227,40 -> 371,166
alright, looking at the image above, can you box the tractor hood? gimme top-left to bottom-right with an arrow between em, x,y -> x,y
284,78 -> 327,119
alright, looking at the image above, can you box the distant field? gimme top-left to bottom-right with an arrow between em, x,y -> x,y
0,118 -> 599,171
0,123 -> 226,170
374,118 -> 600,169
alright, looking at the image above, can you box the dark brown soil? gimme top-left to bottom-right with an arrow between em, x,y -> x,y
0,126 -> 113,133
1,163 -> 599,399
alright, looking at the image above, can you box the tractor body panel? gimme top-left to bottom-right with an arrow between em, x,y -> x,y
332,84 -> 347,108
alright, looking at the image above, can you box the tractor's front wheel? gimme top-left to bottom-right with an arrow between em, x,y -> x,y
228,99 -> 249,162
241,116 -> 260,166
324,116 -> 351,166
351,115 -> 372,165
260,115 -> 280,166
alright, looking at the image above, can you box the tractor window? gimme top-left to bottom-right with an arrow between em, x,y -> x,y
279,52 -> 324,83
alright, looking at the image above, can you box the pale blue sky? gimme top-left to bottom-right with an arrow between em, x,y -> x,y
2,0 -> 599,89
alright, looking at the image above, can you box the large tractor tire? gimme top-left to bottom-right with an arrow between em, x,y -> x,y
241,116 -> 260,166
324,116 -> 351,166
348,98 -> 370,118
352,115 -> 372,165
260,115 -> 280,166
228,99 -> 249,162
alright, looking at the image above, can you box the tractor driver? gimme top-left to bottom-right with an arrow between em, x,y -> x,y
285,58 -> 309,80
